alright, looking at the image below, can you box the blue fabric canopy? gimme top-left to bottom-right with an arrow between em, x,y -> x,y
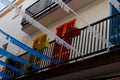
0,60 -> 24,74
0,72 -> 12,80
0,29 -> 60,64
0,48 -> 40,70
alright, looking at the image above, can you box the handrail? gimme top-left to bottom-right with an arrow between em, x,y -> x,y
19,12 -> 120,58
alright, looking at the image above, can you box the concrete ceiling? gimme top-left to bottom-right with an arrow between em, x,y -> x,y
47,62 -> 120,80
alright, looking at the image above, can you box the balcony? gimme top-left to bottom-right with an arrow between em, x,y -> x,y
2,12 -> 120,80
21,0 -> 99,35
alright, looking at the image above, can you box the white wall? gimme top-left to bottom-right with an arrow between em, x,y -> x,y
76,0 -> 110,28
49,0 -> 110,30
0,0 -> 38,57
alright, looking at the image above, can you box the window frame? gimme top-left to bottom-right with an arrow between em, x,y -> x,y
0,0 -> 25,18
0,0 -> 15,12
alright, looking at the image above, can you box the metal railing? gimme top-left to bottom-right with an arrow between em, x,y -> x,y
2,13 -> 120,79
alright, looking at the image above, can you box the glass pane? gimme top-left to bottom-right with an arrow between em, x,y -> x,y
0,0 -> 15,12
27,0 -> 53,16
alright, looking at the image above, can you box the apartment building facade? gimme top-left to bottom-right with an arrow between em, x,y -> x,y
0,0 -> 120,80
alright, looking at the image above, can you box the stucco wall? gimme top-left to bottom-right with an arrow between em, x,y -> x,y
49,0 -> 110,31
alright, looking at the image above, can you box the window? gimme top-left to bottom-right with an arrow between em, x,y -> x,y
0,0 -> 25,18
0,0 -> 15,12
2,43 -> 8,50
26,0 -> 53,17
0,43 -> 8,57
